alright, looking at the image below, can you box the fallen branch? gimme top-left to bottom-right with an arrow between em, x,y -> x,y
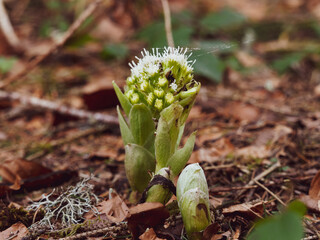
0,0 -> 102,88
0,0 -> 23,52
0,90 -> 118,125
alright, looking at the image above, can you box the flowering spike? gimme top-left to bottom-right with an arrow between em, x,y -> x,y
125,47 -> 199,118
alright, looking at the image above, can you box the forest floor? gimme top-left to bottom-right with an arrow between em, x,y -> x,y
0,0 -> 320,239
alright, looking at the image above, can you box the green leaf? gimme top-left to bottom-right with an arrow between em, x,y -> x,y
155,103 -> 183,170
167,131 -> 196,177
247,201 -> 305,240
138,22 -> 167,48
113,81 -> 132,116
101,43 -> 128,61
287,200 -> 306,216
271,52 -> 305,74
0,57 -> 16,74
172,26 -> 194,47
191,51 -> 225,83
176,124 -> 185,150
125,144 -> 156,192
137,12 -> 193,48
200,8 -> 246,33
117,106 -> 134,146
143,132 -> 155,157
129,104 -> 155,147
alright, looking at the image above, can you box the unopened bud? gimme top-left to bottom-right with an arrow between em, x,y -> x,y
177,163 -> 211,240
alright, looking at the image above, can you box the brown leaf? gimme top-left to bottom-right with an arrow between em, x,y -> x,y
139,228 -> 166,240
222,201 -> 265,220
196,138 -> 235,163
203,223 -> 221,240
235,125 -> 292,159
299,194 -> 320,213
82,76 -> 124,111
127,202 -> 170,240
218,101 -> 260,123
0,158 -> 52,189
299,170 -> 320,213
96,192 -> 130,222
0,222 -> 29,240
309,170 -> 320,199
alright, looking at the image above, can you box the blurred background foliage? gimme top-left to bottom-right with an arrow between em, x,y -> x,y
1,0 -> 320,85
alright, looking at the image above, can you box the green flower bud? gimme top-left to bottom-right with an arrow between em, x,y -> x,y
177,163 -> 211,240
125,47 -> 200,119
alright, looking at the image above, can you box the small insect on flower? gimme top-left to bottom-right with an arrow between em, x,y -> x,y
124,47 -> 200,118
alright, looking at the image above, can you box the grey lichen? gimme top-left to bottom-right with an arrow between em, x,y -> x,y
28,177 -> 100,230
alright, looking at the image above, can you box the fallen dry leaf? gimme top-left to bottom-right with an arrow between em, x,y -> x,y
82,75 -> 124,111
196,138 -> 235,163
235,125 -> 292,159
218,102 -> 260,123
299,195 -> 320,213
139,228 -> 166,240
309,170 -> 320,199
95,192 -> 130,222
314,84 -> 320,97
300,170 -> 320,212
127,202 -> 170,240
0,158 -> 51,190
0,159 -> 77,197
0,222 -> 29,240
203,222 -> 221,240
197,126 -> 225,146
235,145 -> 271,159
222,201 -> 265,220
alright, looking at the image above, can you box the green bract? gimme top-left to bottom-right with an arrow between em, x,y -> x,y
125,47 -> 200,119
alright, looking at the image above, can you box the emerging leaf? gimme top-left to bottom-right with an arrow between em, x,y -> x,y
113,81 -> 132,116
117,106 -> 134,146
155,103 -> 183,170
125,144 -> 156,193
129,104 -> 155,148
167,131 -> 197,177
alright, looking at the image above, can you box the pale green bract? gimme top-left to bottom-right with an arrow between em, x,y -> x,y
124,47 -> 200,118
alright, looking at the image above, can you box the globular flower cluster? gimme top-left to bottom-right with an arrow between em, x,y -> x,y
124,47 -> 199,118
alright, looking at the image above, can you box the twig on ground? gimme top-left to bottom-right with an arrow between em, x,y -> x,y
0,0 -> 102,88
0,0 -> 23,52
57,222 -> 129,240
204,163 -> 235,170
0,90 -> 118,124
253,179 -> 286,206
237,161 -> 281,197
248,161 -> 281,186
160,0 -> 174,48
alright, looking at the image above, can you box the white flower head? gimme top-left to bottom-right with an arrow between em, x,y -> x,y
125,47 -> 200,118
